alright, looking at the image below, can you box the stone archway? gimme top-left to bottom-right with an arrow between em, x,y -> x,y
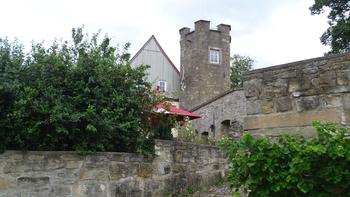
220,120 -> 231,137
220,119 -> 243,139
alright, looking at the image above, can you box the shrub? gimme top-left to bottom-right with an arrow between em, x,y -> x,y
176,116 -> 195,142
0,28 -> 160,154
220,121 -> 350,196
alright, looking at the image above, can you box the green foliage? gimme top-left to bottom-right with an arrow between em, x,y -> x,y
153,115 -> 174,141
0,27 -> 160,154
186,186 -> 194,196
220,121 -> 350,196
230,54 -> 253,89
176,116 -> 195,142
175,116 -> 216,145
310,0 -> 350,53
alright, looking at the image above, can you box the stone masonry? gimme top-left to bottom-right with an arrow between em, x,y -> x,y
0,140 -> 227,197
191,89 -> 246,139
179,20 -> 231,110
192,52 -> 350,138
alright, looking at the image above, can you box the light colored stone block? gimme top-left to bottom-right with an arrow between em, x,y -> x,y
244,110 -> 341,130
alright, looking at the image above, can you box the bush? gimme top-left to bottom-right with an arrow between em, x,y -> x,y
0,28 -> 160,154
220,121 -> 350,196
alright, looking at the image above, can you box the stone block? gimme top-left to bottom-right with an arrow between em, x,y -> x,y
343,94 -> 350,125
320,95 -> 342,109
28,154 -> 45,160
0,178 -> 10,190
296,96 -> 320,112
337,71 -> 349,86
52,185 -> 72,197
288,79 -> 300,92
64,160 -> 82,169
74,182 -> 108,197
17,176 -> 50,187
172,164 -> 187,174
274,97 -> 292,112
302,64 -> 318,74
246,100 -> 261,115
311,78 -> 320,88
115,181 -> 142,197
244,110 -> 341,130
261,85 -> 275,99
248,126 -> 317,138
261,99 -> 274,114
109,162 -> 132,180
79,168 -> 108,180
263,71 -> 276,82
3,160 -> 55,173
60,153 -> 84,161
136,163 -> 153,178
244,79 -> 262,98
319,72 -> 336,87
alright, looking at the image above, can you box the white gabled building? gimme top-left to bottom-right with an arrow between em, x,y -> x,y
130,35 -> 180,99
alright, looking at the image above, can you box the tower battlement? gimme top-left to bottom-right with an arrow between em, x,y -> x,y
180,20 -> 231,40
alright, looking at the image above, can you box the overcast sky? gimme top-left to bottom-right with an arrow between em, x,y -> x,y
1,0 -> 330,69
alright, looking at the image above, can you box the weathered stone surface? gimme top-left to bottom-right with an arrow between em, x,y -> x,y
321,95 -> 343,109
248,126 -> 317,138
192,90 -> 246,138
288,79 -> 300,92
246,100 -> 261,115
244,110 -> 341,130
0,178 -> 10,190
244,79 -> 262,98
136,163 -> 153,178
343,94 -> 350,125
337,70 -> 349,85
261,99 -> 273,114
109,162 -> 133,180
296,96 -> 320,112
274,97 -> 292,112
17,176 -> 50,187
319,72 -> 337,87
0,141 -> 227,197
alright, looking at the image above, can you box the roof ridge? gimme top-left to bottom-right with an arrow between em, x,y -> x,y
130,35 -> 180,74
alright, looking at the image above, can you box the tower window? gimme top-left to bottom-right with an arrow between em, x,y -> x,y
158,80 -> 167,92
209,48 -> 220,64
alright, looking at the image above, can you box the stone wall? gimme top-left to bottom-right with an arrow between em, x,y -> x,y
243,53 -> 350,136
192,52 -> 350,138
192,89 -> 246,139
0,140 -> 226,197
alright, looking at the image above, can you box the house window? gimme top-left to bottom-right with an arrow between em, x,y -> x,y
209,48 -> 220,64
159,80 -> 167,92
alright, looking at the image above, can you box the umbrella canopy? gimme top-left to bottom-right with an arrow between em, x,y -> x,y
154,104 -> 202,120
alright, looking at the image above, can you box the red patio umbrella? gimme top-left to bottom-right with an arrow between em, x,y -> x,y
154,104 -> 202,120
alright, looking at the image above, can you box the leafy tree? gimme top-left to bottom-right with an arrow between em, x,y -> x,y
310,0 -> 350,53
0,27 -> 163,154
230,54 -> 254,89
220,121 -> 350,196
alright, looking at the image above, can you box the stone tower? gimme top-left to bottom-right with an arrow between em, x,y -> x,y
179,20 -> 231,110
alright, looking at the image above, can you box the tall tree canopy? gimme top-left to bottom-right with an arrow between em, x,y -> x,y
230,54 -> 254,89
0,27 -> 161,154
310,0 -> 350,53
